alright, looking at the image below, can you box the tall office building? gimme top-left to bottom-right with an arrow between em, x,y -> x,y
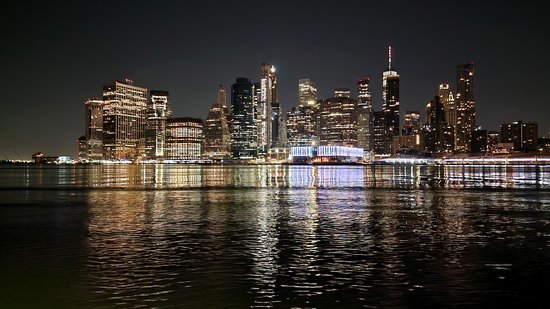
298,79 -> 317,106
287,79 -> 319,146
439,83 -> 456,127
258,63 -> 278,154
144,90 -> 172,160
271,102 -> 283,147
217,84 -> 227,109
102,80 -> 148,160
455,63 -> 475,152
372,111 -> 386,154
357,77 -> 373,150
382,46 -> 400,152
204,86 -> 231,160
84,99 -> 105,160
165,117 -> 204,160
425,96 -> 445,153
319,96 -> 357,147
231,77 -> 257,159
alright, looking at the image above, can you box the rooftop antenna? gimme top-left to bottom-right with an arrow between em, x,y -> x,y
388,45 -> 392,70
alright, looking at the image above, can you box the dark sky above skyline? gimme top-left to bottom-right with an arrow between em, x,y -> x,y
1,1 -> 549,159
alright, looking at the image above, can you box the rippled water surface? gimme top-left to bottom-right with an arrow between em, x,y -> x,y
1,164 -> 549,308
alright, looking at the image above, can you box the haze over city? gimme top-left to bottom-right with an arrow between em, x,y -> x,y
1,0 -> 548,158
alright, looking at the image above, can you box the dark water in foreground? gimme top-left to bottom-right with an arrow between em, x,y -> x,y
1,164 -> 549,308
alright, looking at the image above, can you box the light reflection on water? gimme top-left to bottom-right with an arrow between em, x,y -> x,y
0,164 -> 549,189
0,165 -> 549,308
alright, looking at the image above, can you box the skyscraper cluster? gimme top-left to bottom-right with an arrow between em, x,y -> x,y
79,48 -> 542,162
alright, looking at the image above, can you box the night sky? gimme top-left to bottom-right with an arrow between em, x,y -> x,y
1,1 -> 548,159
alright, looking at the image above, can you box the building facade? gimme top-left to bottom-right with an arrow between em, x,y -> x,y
144,90 -> 172,160
439,83 -> 456,129
382,46 -> 400,152
425,96 -> 445,153
165,117 -> 204,160
204,86 -> 231,160
287,79 -> 319,147
298,79 -> 317,106
230,78 -> 257,159
84,99 -> 104,160
500,121 -> 538,151
357,77 -> 373,150
372,111 -> 387,154
102,80 -> 148,160
258,63 -> 278,154
402,111 -> 421,135
455,63 -> 475,152
319,95 -> 358,147
471,128 -> 488,153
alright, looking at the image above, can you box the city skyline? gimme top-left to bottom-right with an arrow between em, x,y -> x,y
1,1 -> 549,158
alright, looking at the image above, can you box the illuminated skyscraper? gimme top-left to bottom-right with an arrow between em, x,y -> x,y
425,96 -> 445,153
258,63 -> 278,154
439,83 -> 456,128
271,102 -> 283,147
231,77 -> 257,159
217,84 -> 227,109
319,96 -> 357,147
144,90 -> 172,160
102,80 -> 148,160
382,46 -> 400,152
455,63 -> 475,152
84,99 -> 105,160
372,111 -> 386,154
165,117 -> 204,160
298,79 -> 317,106
357,77 -> 373,150
287,79 -> 319,146
204,86 -> 231,160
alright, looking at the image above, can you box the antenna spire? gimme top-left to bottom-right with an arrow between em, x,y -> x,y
388,46 -> 392,70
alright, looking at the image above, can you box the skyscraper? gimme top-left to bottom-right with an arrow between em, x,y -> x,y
372,111 -> 386,154
204,86 -> 231,160
217,84 -> 227,109
231,77 -> 257,159
455,63 -> 475,152
102,80 -> 148,160
319,96 -> 357,147
357,77 -> 373,150
258,63 -> 277,154
425,96 -> 445,153
287,79 -> 319,147
382,46 -> 400,153
298,79 -> 317,107
84,99 -> 104,160
271,102 -> 283,147
439,83 -> 456,128
144,90 -> 172,160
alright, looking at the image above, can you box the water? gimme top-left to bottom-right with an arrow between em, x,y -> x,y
1,164 -> 549,308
